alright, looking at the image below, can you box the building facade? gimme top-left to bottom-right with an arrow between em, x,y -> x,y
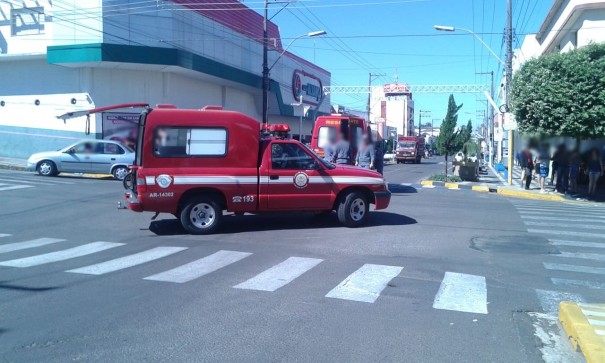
369,84 -> 415,137
0,0 -> 331,158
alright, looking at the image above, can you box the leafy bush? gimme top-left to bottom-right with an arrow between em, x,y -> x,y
428,174 -> 463,182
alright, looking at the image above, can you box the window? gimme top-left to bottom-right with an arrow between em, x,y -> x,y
11,7 -> 45,36
154,127 -> 227,157
271,143 -> 316,170
318,126 -> 336,148
73,142 -> 96,154
101,143 -> 125,155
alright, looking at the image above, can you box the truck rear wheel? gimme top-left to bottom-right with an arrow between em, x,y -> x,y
180,196 -> 223,235
337,191 -> 369,228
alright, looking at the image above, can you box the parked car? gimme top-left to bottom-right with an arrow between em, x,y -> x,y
27,140 -> 134,180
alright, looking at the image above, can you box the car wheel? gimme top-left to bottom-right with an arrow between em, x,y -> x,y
112,166 -> 129,180
37,160 -> 58,176
180,196 -> 223,235
337,191 -> 369,228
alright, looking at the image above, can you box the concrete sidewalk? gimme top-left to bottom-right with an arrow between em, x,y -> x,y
0,157 -> 27,171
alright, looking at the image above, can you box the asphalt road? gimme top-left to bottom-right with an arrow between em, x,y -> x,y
0,159 -> 596,362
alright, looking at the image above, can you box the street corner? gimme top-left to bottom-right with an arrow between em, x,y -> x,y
496,187 -> 600,205
559,302 -> 605,363
419,179 -> 493,193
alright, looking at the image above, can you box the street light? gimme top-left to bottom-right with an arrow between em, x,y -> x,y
262,30 -> 327,125
433,25 -> 505,65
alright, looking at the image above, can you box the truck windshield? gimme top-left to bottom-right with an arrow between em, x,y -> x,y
398,141 -> 416,148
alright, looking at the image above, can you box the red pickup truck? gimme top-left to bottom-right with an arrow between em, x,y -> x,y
97,105 -> 391,234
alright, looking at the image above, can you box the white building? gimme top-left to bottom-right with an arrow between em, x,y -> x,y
369,84 -> 415,137
0,0 -> 331,158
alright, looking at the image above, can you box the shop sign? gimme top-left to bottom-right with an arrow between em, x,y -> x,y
383,83 -> 410,95
292,70 -> 323,105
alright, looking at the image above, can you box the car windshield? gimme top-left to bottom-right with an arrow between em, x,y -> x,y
398,141 -> 416,148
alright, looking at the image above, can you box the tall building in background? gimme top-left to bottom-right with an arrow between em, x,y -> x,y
369,84 -> 414,137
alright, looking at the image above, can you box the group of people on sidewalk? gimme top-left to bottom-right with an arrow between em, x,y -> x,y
323,129 -> 385,175
516,144 -> 604,198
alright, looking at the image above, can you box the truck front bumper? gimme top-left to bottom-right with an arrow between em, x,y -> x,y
374,191 -> 391,210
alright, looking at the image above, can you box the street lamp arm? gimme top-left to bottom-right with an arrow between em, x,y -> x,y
268,34 -> 307,72
454,27 -> 505,66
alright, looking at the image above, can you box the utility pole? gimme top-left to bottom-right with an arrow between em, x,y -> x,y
505,0 -> 514,185
418,110 -> 431,137
262,0 -> 269,126
366,73 -> 384,123
476,71 -> 494,166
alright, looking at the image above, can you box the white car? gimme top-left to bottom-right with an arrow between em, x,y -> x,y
26,140 -> 134,180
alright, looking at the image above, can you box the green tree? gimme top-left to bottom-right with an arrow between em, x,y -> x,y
436,95 -> 464,175
459,120 -> 473,159
511,42 -> 605,139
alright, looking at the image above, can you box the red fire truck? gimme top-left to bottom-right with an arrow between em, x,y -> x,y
62,104 -> 390,234
311,115 -> 367,161
396,136 -> 425,164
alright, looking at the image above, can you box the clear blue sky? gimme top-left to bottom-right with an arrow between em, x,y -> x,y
262,0 -> 553,129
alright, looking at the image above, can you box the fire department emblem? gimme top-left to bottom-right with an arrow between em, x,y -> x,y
156,174 -> 172,189
293,172 -> 309,189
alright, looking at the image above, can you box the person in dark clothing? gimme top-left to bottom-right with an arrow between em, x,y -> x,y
373,132 -> 385,175
553,144 -> 569,194
519,146 -> 534,190
588,148 -> 604,197
332,132 -> 352,165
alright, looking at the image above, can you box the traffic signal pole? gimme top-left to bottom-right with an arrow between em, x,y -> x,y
505,0 -> 514,185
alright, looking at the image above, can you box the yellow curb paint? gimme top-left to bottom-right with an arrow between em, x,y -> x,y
559,302 -> 605,363
496,188 -> 567,202
444,182 -> 459,189
83,174 -> 113,179
472,185 -> 490,192
421,180 -> 434,186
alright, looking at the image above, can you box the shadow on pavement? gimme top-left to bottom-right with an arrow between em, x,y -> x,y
388,184 -> 418,194
149,211 -> 417,236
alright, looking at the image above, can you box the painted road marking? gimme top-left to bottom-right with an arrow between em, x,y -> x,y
543,262 -> 605,276
144,250 -> 252,283
551,278 -> 605,290
67,247 -> 188,275
0,242 -> 124,268
432,272 -> 488,314
0,234 -> 11,238
516,208 -> 605,216
0,185 -> 34,192
422,185 -> 436,189
325,264 -> 402,303
535,289 -> 584,314
556,252 -> 605,262
524,221 -> 605,230
528,229 -> 605,239
234,257 -> 323,292
517,210 -> 605,218
550,239 -> 605,249
520,215 -> 605,223
0,238 -> 65,254
0,178 -> 59,186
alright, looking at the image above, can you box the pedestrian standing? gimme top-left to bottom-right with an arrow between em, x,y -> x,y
535,144 -> 550,193
332,132 -> 352,165
554,144 -> 569,194
569,150 -> 580,194
373,131 -> 385,175
519,146 -> 534,190
356,134 -> 375,170
587,148 -> 603,198
323,133 -> 336,163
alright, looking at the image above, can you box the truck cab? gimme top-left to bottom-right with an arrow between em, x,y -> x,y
396,136 -> 425,164
117,105 -> 390,234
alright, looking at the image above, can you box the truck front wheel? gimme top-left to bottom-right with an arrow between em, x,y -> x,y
180,196 -> 223,235
337,191 -> 369,228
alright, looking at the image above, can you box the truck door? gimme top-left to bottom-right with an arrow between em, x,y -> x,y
265,142 -> 333,211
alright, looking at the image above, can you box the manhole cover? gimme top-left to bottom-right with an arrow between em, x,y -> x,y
470,235 -> 560,254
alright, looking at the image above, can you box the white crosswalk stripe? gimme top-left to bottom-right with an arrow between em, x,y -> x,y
325,264 -> 403,303
515,207 -> 605,216
0,238 -> 65,254
144,250 -> 252,283
234,257 -> 323,292
520,215 -> 605,223
535,289 -> 584,314
550,239 -> 605,249
0,234 -> 11,238
432,272 -> 488,314
524,221 -> 605,230
551,278 -> 605,290
528,229 -> 605,239
0,185 -> 33,192
0,242 -> 124,267
0,172 -> 97,194
67,247 -> 188,275
555,251 -> 605,262
543,262 -> 605,276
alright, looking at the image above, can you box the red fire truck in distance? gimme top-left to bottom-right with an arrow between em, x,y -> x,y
81,104 -> 390,235
396,136 -> 425,164
311,115 -> 367,161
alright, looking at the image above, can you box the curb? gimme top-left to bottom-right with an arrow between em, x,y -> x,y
0,163 -> 27,171
496,188 -> 568,202
559,302 -> 605,363
420,180 -> 494,192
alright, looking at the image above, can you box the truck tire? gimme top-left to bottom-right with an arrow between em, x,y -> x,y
180,196 -> 223,235
337,191 -> 369,228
